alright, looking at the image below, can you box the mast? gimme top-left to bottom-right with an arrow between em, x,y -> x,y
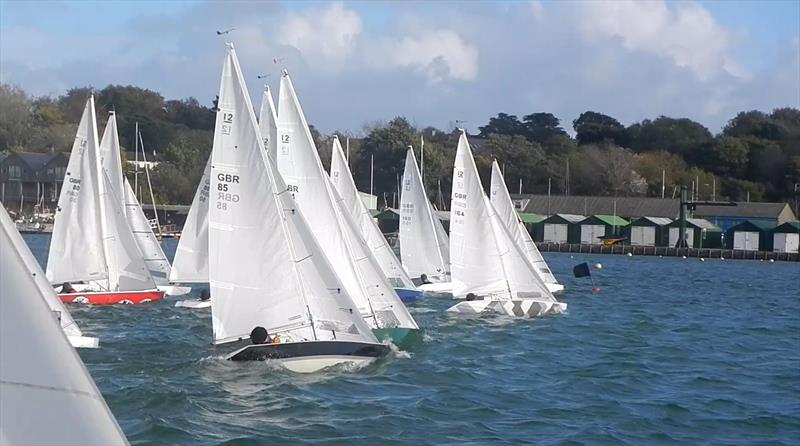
138,131 -> 162,239
134,122 -> 139,200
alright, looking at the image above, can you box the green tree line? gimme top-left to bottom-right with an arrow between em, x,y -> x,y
1,83 -> 798,206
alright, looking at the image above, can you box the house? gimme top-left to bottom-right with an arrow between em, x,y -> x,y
0,152 -> 69,213
540,214 -> 583,243
726,220 -> 775,251
578,215 -> 629,244
772,221 -> 800,253
667,218 -> 722,248
693,202 -> 796,232
627,217 -> 672,247
519,213 -> 545,241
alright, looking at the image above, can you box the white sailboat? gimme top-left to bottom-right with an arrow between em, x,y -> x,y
209,44 -> 388,372
99,114 -> 189,297
489,160 -> 564,293
277,70 -> 420,346
1,205 -> 98,348
399,146 -> 452,292
329,136 -> 423,303
47,98 -> 163,305
1,209 -> 128,445
447,131 -> 566,317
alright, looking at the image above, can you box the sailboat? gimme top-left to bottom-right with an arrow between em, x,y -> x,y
399,146 -> 452,292
447,131 -> 566,317
489,160 -> 564,293
47,98 -> 164,305
329,136 -> 423,303
258,84 -> 278,161
1,205 -> 99,348
1,211 -> 128,445
208,44 -> 388,372
277,70 -> 420,346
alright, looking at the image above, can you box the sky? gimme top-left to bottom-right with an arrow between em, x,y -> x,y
1,0 -> 798,135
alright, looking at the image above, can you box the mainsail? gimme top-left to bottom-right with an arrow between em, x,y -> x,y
258,85 -> 278,161
123,178 -> 172,283
208,44 -> 375,345
329,137 -> 416,290
169,157 -> 211,283
1,205 -> 97,348
399,147 -> 450,281
1,207 -> 128,445
277,71 -> 417,331
489,160 -> 560,289
47,96 -> 108,285
450,131 -> 556,302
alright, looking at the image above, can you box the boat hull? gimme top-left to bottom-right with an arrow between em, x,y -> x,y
417,281 -> 454,293
394,287 -> 424,303
546,283 -> 565,294
373,327 -> 423,349
59,290 -> 164,305
157,284 -> 192,296
174,299 -> 211,309
227,340 -> 390,373
447,299 -> 567,317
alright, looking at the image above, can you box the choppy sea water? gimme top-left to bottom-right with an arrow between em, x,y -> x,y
23,234 -> 800,445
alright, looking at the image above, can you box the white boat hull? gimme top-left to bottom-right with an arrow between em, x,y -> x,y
546,283 -> 565,294
157,284 -> 192,296
174,299 -> 211,309
226,340 -> 390,373
67,335 -> 100,349
417,281 -> 454,293
447,298 -> 567,318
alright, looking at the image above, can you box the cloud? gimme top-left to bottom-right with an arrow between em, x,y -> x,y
378,30 -> 478,83
278,2 -> 362,67
579,0 -> 742,80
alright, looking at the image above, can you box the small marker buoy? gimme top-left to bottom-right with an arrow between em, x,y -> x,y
699,258 -> 705,262
769,259 -> 775,263
626,252 -> 633,257
594,263 -> 602,269
682,256 -> 687,259
720,256 -> 725,260
570,255 -> 574,259
592,287 -> 601,293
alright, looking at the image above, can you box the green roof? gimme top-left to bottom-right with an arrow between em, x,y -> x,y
518,213 -> 544,224
591,214 -> 629,226
773,221 -> 800,233
729,219 -> 775,232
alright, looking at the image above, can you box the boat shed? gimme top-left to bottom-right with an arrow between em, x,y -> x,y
578,215 -> 629,244
726,220 -> 775,251
667,218 -> 722,248
519,212 -> 545,241
541,214 -> 583,243
627,217 -> 672,247
772,221 -> 800,253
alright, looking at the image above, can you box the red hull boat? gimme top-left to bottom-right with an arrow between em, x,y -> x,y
59,290 -> 164,305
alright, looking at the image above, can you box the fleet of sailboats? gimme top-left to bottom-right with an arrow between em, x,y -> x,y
5,41 -> 567,383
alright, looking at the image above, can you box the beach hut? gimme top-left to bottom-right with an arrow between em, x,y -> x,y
772,221 -> 800,253
541,214 -> 583,243
667,218 -> 723,248
726,220 -> 774,251
578,215 -> 629,244
518,212 -> 545,241
627,217 -> 672,247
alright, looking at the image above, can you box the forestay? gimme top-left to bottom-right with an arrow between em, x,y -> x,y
1,205 -> 95,348
450,132 -> 555,302
169,157 -> 211,283
277,71 -> 417,331
489,161 -> 560,288
258,85 -> 278,161
329,137 -> 416,290
123,178 -> 172,283
208,45 -> 375,345
400,147 -> 450,281
47,97 -> 108,285
0,210 -> 128,445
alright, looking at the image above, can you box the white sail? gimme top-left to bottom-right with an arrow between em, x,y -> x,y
329,137 -> 416,290
400,147 -> 450,281
209,44 -> 375,345
277,71 -> 417,331
258,85 -> 278,161
169,156 -> 211,283
98,112 -> 126,210
490,160 -> 560,288
450,132 -> 556,302
1,205 -> 97,348
123,178 -> 171,283
47,96 -> 108,285
0,210 -> 128,445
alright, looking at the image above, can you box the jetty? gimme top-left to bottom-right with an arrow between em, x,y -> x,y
536,242 -> 799,262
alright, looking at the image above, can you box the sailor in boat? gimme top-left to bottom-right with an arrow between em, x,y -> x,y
60,282 -> 77,294
419,274 -> 432,285
465,293 -> 480,301
199,289 -> 210,302
250,326 -> 281,345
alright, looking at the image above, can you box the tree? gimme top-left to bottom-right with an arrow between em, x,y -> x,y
482,134 -> 549,193
0,84 -> 33,150
521,112 -> 567,143
626,116 -> 713,164
710,136 -> 749,177
478,113 -> 524,137
723,111 -> 784,140
573,111 -> 626,146
354,117 -> 417,202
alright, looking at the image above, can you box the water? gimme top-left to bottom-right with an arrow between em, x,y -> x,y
23,235 -> 800,445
